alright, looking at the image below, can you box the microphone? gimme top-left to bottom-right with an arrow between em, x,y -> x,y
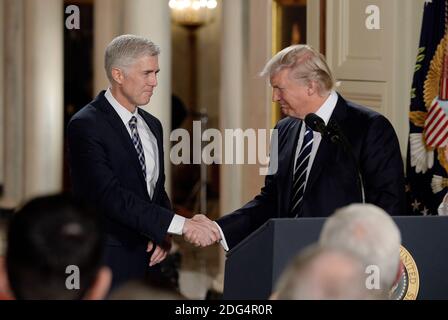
304,113 -> 336,142
304,113 -> 365,203
304,113 -> 328,136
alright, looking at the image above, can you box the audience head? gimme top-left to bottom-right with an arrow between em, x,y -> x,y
319,203 -> 401,294
109,277 -> 186,300
273,245 -> 371,300
0,194 -> 111,300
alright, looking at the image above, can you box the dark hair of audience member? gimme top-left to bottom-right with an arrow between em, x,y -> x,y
6,194 -> 103,299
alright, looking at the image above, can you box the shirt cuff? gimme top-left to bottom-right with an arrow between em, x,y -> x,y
215,222 -> 229,251
168,214 -> 186,235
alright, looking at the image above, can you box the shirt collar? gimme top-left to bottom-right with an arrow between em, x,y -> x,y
105,88 -> 139,126
314,90 -> 338,125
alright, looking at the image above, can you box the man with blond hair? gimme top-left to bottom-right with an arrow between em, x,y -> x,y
216,44 -> 405,250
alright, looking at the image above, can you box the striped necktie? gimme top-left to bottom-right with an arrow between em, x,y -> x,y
129,116 -> 147,181
290,125 -> 314,217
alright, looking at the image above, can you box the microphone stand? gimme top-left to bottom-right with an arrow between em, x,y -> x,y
327,120 -> 365,204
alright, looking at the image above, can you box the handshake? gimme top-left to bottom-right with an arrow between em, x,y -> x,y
182,214 -> 222,247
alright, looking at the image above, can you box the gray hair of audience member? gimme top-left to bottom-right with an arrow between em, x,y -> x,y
105,34 -> 160,83
108,279 -> 186,300
260,44 -> 336,95
273,245 -> 372,300
319,203 -> 401,291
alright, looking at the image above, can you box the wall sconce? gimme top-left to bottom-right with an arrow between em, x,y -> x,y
169,0 -> 218,29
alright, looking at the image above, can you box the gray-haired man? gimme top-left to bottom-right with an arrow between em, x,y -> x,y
68,34 -> 220,287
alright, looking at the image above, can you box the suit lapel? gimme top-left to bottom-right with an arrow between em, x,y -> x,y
96,92 -> 148,193
303,132 -> 334,199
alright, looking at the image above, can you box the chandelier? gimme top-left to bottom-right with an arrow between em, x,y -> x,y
169,0 -> 218,28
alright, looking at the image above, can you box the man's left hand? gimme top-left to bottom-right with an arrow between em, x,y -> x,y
147,236 -> 172,267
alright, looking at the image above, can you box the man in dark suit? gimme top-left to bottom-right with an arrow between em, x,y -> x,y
67,35 -> 220,287
216,45 -> 406,250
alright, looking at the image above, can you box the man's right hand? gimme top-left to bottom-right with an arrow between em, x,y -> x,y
182,214 -> 221,247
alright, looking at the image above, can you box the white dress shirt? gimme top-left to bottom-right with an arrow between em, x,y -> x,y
218,91 -> 339,252
105,89 -> 185,235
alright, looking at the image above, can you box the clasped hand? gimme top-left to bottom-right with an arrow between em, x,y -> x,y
182,214 -> 221,247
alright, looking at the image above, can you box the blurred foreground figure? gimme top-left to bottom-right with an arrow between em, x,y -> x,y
109,277 -> 186,300
0,195 -> 111,300
319,203 -> 402,298
273,245 -> 373,300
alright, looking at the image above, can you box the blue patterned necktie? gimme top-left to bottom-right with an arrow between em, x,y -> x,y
129,116 -> 147,181
290,125 -> 314,217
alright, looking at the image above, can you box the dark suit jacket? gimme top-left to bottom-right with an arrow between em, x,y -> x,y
217,94 -> 406,250
67,91 -> 173,285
